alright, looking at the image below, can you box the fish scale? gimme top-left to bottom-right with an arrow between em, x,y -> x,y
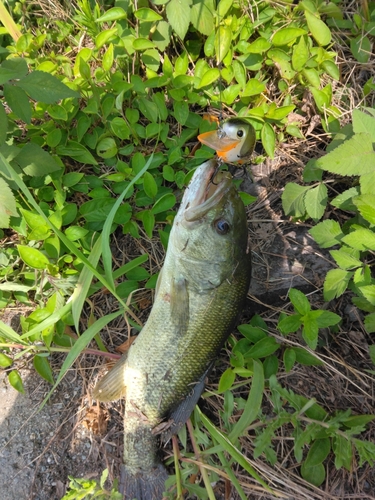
94,159 -> 251,499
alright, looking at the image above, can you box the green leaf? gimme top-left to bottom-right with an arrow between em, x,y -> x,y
102,43 -> 114,71
293,347 -> 323,366
0,58 -> 28,84
138,210 -> 155,238
342,228 -> 375,251
365,313 -> 375,333
322,60 -> 340,81
283,348 -> 296,372
0,102 -> 8,145
65,226 -> 89,242
281,183 -> 309,217
351,35 -> 371,63
166,0 -> 191,40
289,288 -> 310,315
239,192 -> 256,206
8,370 -> 25,393
303,68 -> 321,88
316,133 -> 375,176
352,194 -> 375,224
3,83 -> 32,124
292,35 -> 309,71
247,37 -> 271,54
95,28 -> 118,50
323,269 -> 353,301
96,137 -> 117,159
173,100 -> 189,125
344,414 -> 375,429
33,355 -> 54,384
218,368 -> 235,392
110,117 -> 130,140
315,310 -> 341,328
304,183 -> 328,221
96,7 -> 127,22
215,25 -> 232,64
305,10 -> 331,46
331,187 -> 359,211
0,353 -> 13,367
242,78 -> 266,97
333,434 -> 352,470
15,71 -> 79,103
272,27 -> 307,46
56,141 -> 98,165
358,285 -> 375,306
217,0 -> 232,18
301,315 -> 319,349
261,122 -> 275,159
0,177 -> 18,228
190,0 -> 215,36
133,38 -> 155,50
197,68 -> 220,88
152,20 -> 171,51
143,172 -> 158,199
245,337 -> 279,359
305,438 -> 331,467
330,249 -> 362,270
15,143 -> 61,176
238,324 -> 267,343
278,314 -> 302,334
135,7 -> 163,21
152,193 -> 176,214
352,109 -> 375,142
310,87 -> 330,111
18,245 -> 50,269
301,462 -> 325,487
309,220 -> 343,248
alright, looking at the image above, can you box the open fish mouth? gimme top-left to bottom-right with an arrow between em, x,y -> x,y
181,160 -> 232,223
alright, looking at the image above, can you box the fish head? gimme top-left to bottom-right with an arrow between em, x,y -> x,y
170,160 -> 249,288
198,117 -> 256,163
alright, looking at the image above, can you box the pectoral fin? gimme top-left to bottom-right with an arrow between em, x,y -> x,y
163,363 -> 212,440
93,353 -> 128,402
155,266 -> 163,299
170,277 -> 189,335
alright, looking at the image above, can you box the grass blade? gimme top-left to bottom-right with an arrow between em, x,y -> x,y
229,359 -> 264,441
196,406 -> 272,491
41,308 -> 124,408
72,234 -> 102,333
0,319 -> 27,344
101,153 -> 154,287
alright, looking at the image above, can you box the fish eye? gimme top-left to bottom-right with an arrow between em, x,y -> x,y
214,219 -> 231,235
237,129 -> 244,138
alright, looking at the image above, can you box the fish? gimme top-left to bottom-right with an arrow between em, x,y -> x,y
93,158 -> 252,499
198,117 -> 256,164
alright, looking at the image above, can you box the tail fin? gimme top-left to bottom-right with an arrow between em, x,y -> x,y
119,463 -> 168,500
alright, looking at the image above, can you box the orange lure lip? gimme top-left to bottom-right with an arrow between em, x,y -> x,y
197,130 -> 240,157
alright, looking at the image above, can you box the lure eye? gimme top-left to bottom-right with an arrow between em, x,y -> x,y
214,219 -> 230,235
237,129 -> 244,138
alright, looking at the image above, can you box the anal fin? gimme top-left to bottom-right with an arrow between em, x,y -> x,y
163,363 -> 213,440
93,353 -> 128,402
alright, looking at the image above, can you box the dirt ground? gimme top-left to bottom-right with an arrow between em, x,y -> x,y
1,144 -> 375,500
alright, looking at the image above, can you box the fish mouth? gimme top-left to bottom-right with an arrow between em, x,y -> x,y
183,160 -> 232,222
197,130 -> 240,157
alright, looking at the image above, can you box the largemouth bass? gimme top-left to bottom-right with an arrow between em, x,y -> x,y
93,159 -> 251,499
